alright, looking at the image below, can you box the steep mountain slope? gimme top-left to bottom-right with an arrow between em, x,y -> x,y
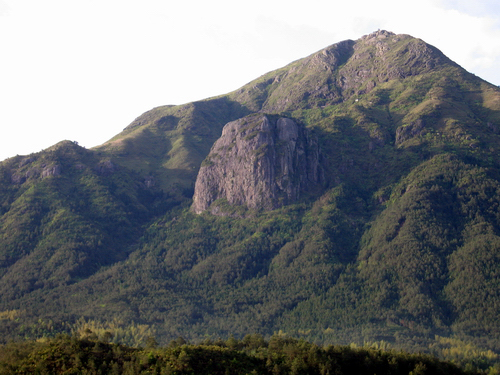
1,30 -> 500,364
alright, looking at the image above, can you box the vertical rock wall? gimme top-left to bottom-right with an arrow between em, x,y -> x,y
192,114 -> 321,214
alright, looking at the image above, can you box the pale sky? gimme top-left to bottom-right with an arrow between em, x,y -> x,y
1,0 -> 500,162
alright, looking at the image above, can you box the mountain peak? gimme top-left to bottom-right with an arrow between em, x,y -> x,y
228,31 -> 456,113
361,29 -> 396,40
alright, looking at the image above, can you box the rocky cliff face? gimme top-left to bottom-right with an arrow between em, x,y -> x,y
192,114 -> 321,214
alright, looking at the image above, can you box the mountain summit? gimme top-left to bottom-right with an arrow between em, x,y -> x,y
230,30 -> 456,112
0,31 -> 499,362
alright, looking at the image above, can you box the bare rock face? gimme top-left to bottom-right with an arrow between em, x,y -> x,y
41,164 -> 62,178
192,114 -> 321,214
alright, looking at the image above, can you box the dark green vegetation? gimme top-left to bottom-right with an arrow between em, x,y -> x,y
1,31 -> 500,369
0,334 -> 483,374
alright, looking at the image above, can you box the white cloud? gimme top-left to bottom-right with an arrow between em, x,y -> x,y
436,0 -> 500,18
0,0 -> 499,161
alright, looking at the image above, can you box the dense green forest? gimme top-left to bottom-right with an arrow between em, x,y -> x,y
0,334 -> 493,374
0,31 -> 500,369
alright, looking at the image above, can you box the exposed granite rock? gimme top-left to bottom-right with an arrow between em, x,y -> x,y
95,160 -> 116,176
192,114 -> 322,215
11,164 -> 61,183
41,164 -> 62,178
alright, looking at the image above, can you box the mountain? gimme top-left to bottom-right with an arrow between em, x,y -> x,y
0,30 -> 499,366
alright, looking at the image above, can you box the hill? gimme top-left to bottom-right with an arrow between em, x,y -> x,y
0,30 -> 499,368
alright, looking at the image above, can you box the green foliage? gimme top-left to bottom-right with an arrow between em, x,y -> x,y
0,335 -> 477,375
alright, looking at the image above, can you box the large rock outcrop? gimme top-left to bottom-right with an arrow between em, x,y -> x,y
192,114 -> 322,214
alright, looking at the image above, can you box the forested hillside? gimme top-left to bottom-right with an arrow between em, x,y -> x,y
0,30 -> 499,369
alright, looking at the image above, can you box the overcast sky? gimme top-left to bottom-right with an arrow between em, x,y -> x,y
1,0 -> 500,161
